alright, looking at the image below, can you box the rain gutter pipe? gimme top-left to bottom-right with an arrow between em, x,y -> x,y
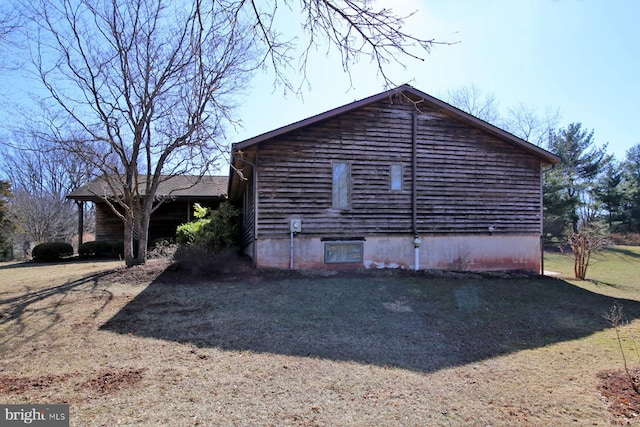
412,113 -> 421,271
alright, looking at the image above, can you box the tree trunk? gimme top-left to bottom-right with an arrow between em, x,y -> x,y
123,213 -> 140,268
135,204 -> 151,265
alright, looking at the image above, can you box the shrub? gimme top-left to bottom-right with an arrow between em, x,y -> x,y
79,241 -> 113,258
176,203 -> 210,245
32,242 -> 74,262
202,202 -> 239,253
176,219 -> 210,245
176,202 -> 239,254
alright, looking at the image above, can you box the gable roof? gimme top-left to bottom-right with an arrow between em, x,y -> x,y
232,84 -> 561,165
67,175 -> 228,202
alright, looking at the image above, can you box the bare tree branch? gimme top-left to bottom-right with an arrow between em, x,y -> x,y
444,84 -> 502,126
237,0 -> 446,92
15,0 -> 255,265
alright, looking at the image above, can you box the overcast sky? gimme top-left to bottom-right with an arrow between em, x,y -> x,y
233,0 -> 639,162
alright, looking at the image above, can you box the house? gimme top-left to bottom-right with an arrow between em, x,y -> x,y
227,84 -> 561,273
67,175 -> 228,244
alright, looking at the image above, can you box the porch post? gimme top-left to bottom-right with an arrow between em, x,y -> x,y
76,200 -> 84,248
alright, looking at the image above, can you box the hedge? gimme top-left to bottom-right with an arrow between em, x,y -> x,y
32,242 -> 74,262
78,241 -> 113,258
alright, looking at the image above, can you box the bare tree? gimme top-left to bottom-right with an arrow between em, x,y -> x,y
0,133 -> 94,254
504,103 -> 561,146
254,0 -> 439,90
444,84 -> 563,147
0,1 -> 22,73
562,224 -> 609,280
15,0 -> 437,267
17,0 -> 256,266
0,2 -> 19,43
8,189 -> 77,251
0,133 -> 92,198
444,84 -> 502,126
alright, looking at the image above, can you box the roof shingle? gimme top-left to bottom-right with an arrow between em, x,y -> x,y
67,175 -> 228,201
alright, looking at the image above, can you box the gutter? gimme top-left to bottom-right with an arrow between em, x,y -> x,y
412,113 -> 421,270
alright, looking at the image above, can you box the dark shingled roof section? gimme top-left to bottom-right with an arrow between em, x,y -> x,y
67,175 -> 228,201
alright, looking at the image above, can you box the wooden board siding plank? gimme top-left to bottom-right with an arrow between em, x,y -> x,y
254,97 -> 543,239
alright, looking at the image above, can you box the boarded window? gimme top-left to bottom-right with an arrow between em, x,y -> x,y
390,164 -> 403,190
332,162 -> 351,209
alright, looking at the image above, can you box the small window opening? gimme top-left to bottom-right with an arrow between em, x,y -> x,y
332,162 -> 351,209
390,164 -> 403,191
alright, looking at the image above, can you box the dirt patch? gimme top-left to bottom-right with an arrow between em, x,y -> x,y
81,368 -> 146,394
100,259 -> 172,285
0,373 -> 72,394
599,368 -> 640,424
0,368 -> 145,397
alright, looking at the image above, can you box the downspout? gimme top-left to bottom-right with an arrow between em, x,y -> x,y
252,152 -> 258,268
232,150 -> 258,268
540,160 -> 548,275
290,230 -> 294,270
412,113 -> 421,270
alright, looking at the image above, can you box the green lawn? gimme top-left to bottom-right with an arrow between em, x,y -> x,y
545,245 -> 640,301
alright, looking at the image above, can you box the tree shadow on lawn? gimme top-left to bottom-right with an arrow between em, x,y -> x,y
101,270 -> 640,374
604,246 -> 640,260
0,271 -> 114,349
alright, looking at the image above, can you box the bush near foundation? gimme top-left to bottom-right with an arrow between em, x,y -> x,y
32,242 -> 74,262
176,202 -> 239,254
174,202 -> 240,275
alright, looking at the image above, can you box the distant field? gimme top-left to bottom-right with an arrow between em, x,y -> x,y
1,250 -> 640,426
545,245 -> 640,301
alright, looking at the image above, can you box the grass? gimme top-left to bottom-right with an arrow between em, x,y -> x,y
545,245 -> 640,300
1,251 -> 640,425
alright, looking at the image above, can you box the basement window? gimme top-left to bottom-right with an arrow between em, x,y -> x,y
390,164 -> 403,191
332,162 -> 351,209
325,242 -> 364,264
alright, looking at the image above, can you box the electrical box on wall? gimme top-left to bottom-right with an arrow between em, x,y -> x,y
290,219 -> 302,233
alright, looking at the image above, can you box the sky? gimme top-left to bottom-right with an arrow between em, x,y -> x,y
232,0 -> 640,162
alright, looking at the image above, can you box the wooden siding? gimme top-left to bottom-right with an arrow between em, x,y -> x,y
253,98 -> 542,239
95,202 -> 123,242
240,178 -> 255,247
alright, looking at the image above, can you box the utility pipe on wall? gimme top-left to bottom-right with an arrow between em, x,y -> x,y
289,219 -> 301,270
290,231 -> 294,270
412,112 -> 421,271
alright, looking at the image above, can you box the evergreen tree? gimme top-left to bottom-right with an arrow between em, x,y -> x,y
621,143 -> 640,232
594,160 -> 626,231
544,123 -> 607,241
